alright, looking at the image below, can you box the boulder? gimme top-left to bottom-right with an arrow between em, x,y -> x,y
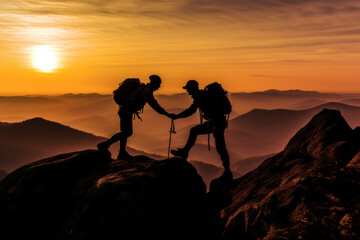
0,150 -> 208,240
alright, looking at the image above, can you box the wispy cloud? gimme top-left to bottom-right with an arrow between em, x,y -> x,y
1,0 -> 360,72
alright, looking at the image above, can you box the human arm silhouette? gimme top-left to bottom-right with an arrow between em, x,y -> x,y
172,102 -> 198,119
142,88 -> 173,117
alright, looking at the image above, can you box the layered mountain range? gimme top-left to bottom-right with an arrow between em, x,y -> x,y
3,90 -> 360,173
0,117 -> 169,171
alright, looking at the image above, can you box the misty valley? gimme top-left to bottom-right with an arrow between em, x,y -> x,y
2,89 -> 360,181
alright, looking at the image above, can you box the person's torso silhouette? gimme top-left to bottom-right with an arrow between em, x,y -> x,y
97,75 -> 171,159
171,80 -> 231,178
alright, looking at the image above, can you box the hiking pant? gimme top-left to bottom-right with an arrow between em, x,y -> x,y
183,118 -> 230,170
105,110 -> 133,152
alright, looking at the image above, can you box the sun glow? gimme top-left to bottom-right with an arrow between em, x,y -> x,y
31,46 -> 58,72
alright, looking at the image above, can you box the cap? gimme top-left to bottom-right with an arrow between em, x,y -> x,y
183,80 -> 199,89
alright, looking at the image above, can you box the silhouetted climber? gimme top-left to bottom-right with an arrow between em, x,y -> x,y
98,75 -> 174,159
171,80 -> 232,179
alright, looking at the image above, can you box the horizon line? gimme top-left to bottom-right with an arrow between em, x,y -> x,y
1,89 -> 358,97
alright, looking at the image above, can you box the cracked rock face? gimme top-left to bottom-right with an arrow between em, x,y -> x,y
218,109 -> 360,240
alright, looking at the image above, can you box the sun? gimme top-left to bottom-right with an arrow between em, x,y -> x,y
32,46 -> 58,72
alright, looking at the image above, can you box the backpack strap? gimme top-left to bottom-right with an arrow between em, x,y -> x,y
133,111 -> 143,121
199,109 -> 204,124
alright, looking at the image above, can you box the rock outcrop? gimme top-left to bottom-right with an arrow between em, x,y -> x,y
217,109 -> 360,239
0,151 -> 208,240
0,170 -> 6,181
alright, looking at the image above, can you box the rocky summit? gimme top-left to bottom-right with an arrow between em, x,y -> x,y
1,109 -> 360,240
218,109 -> 360,239
0,151 -> 208,240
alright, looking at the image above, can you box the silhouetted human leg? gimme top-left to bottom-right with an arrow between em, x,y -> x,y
213,121 -> 232,180
97,111 -> 133,159
172,122 -> 213,159
213,127 -> 230,172
184,122 -> 213,151
117,111 -> 133,159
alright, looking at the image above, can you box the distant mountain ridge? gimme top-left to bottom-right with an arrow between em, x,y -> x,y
230,89 -> 339,98
2,117 -> 101,138
0,117 -> 163,172
0,117 -> 105,172
231,102 -> 360,131
264,89 -> 318,93
260,89 -> 320,95
227,102 -> 360,157
0,96 -> 63,104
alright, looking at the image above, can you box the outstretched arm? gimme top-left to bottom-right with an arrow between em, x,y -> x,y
175,102 -> 198,119
143,89 -> 168,116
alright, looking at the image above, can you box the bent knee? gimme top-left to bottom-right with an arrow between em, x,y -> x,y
190,126 -> 199,134
122,130 -> 133,137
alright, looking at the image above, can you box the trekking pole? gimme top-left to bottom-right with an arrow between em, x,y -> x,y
167,119 -> 176,158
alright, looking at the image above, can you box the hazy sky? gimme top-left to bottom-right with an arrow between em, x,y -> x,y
1,0 -> 360,94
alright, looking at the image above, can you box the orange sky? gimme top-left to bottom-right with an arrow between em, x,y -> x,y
1,0 -> 360,95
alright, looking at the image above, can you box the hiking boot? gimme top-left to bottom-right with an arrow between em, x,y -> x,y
97,141 -> 110,152
117,151 -> 132,160
171,148 -> 189,160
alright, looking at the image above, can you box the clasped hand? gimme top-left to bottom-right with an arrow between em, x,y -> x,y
166,113 -> 178,119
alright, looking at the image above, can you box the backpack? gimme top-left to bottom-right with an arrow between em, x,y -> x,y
203,82 -> 232,115
113,78 -> 142,105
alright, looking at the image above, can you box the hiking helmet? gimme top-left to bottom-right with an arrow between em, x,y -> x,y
149,75 -> 162,85
183,80 -> 199,90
